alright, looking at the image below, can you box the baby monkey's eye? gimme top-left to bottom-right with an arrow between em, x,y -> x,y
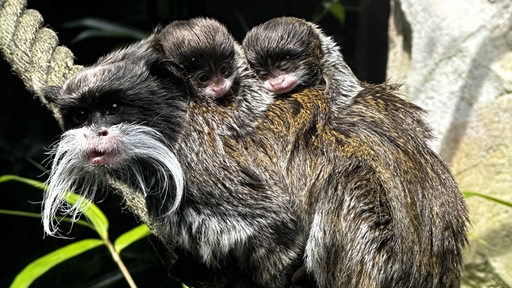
197,73 -> 210,83
276,60 -> 291,71
219,63 -> 232,77
256,70 -> 269,80
105,103 -> 121,116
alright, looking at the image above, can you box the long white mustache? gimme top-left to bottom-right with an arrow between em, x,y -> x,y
42,123 -> 184,235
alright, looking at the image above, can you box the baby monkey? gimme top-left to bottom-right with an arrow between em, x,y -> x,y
154,17 -> 239,101
243,16 -> 361,101
243,16 -> 324,95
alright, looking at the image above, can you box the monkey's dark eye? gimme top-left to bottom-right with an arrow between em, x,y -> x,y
220,64 -> 232,77
197,73 -> 210,83
105,103 -> 121,116
256,70 -> 269,80
277,60 -> 291,71
70,108 -> 89,124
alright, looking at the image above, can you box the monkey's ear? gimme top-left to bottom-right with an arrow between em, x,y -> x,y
148,58 -> 190,96
42,86 -> 63,105
164,59 -> 186,75
150,58 -> 186,80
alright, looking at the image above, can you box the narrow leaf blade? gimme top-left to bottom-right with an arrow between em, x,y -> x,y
65,193 -> 110,240
0,209 -> 94,230
9,239 -> 103,288
463,191 -> 512,208
0,175 -> 46,190
0,174 -> 110,239
114,224 -> 150,253
327,1 -> 346,24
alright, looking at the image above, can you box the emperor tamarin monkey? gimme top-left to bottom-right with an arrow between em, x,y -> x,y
243,16 -> 361,102
41,18 -> 468,288
154,17 -> 240,101
42,24 -> 303,287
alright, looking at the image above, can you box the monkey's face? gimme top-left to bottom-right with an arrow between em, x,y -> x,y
156,17 -> 239,101
41,48 -> 189,235
248,53 -> 317,95
188,59 -> 236,100
244,43 -> 323,96
243,16 -> 324,95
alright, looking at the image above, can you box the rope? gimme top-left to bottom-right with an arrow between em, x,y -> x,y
0,0 -> 152,233
0,0 -> 83,125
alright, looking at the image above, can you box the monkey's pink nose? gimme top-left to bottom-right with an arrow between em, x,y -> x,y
211,83 -> 229,97
267,74 -> 297,95
85,128 -> 119,166
209,77 -> 231,99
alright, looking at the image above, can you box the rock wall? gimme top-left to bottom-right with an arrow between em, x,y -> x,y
388,0 -> 512,286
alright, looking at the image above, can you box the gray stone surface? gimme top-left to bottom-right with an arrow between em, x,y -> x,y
388,1 -> 512,286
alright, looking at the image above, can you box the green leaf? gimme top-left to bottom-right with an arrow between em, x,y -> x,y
326,1 -> 345,24
65,193 -> 110,240
9,239 -> 103,288
463,191 -> 512,208
114,224 -> 150,253
0,209 -> 47,219
0,174 -> 109,239
0,175 -> 46,190
0,209 -> 95,230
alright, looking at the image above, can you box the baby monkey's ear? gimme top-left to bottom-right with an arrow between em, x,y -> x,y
150,58 -> 189,83
159,58 -> 186,76
42,86 -> 63,105
148,57 -> 190,95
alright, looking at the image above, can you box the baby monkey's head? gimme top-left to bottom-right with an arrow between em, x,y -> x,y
243,16 -> 324,95
154,17 -> 241,101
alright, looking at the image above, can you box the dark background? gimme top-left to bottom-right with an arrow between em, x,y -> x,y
0,0 -> 390,287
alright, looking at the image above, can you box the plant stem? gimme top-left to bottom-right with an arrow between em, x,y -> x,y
104,238 -> 138,288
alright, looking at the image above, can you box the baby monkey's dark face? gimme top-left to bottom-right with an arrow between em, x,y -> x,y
184,51 -> 236,100
243,17 -> 324,95
41,43 -> 188,235
156,17 -> 239,101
